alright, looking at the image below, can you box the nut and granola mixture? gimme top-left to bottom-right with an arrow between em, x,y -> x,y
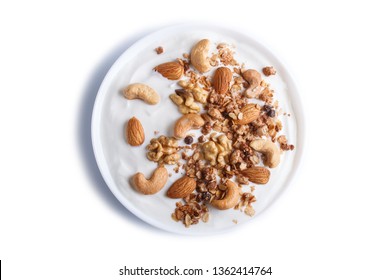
125,40 -> 294,228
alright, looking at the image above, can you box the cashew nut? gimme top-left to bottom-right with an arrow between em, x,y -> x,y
190,39 -> 211,73
243,69 -> 262,98
211,180 -> 240,210
250,139 -> 280,168
123,83 -> 160,105
131,166 -> 168,195
173,113 -> 205,139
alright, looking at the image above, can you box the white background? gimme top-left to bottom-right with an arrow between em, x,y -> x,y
0,0 -> 389,279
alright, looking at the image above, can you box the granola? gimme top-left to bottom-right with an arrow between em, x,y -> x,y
127,39 -> 295,228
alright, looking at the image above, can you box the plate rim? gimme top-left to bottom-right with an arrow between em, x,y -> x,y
91,23 -> 306,235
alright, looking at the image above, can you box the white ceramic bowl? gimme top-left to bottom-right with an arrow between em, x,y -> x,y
91,24 -> 305,235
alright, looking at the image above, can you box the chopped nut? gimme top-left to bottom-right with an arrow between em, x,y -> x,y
259,87 -> 274,104
244,205 -> 255,217
236,174 -> 249,185
209,53 -> 219,67
198,135 -> 207,143
208,108 -> 224,120
217,44 -> 238,66
201,113 -> 214,123
201,122 -> 212,135
202,212 -> 210,222
249,155 -> 260,165
193,151 -> 200,161
155,46 -> 164,54
262,66 -> 276,76
171,213 -> 179,221
217,43 -> 229,49
228,112 -> 237,120
230,149 -> 243,165
202,167 -> 217,181
164,153 -> 180,164
235,192 -> 257,217
239,162 -> 247,170
275,119 -> 283,132
256,125 -> 268,137
184,214 -> 191,227
213,123 -> 222,132
278,135 -> 295,151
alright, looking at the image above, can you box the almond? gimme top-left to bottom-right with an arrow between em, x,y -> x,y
213,67 -> 232,94
235,103 -> 260,125
154,61 -> 184,80
240,167 -> 270,184
167,176 -> 196,198
126,117 -> 145,146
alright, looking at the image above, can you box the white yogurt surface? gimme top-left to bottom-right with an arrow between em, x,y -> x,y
91,24 -> 304,234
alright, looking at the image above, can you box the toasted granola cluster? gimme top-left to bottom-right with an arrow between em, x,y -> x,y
171,197 -> 209,227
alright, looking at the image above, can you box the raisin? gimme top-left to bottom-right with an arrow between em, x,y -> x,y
196,194 -> 203,203
201,192 -> 211,201
262,104 -> 272,113
267,109 -> 276,118
184,136 -> 193,144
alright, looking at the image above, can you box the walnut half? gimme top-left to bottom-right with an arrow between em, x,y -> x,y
170,89 -> 200,114
146,136 -> 180,164
202,134 -> 232,166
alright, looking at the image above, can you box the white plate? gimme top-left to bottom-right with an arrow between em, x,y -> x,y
91,24 -> 305,235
